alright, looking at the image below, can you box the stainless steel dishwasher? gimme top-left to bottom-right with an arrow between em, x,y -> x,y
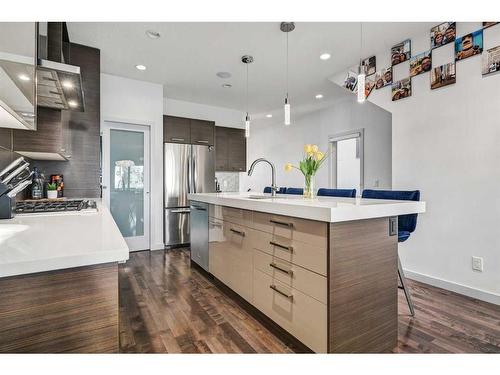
189,201 -> 209,271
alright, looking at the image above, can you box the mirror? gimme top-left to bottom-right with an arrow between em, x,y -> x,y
0,22 -> 37,130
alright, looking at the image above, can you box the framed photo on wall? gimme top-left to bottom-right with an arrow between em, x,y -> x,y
342,71 -> 358,92
483,22 -> 498,29
391,78 -> 412,101
431,62 -> 456,89
455,30 -> 483,61
361,56 -> 376,76
410,51 -> 432,77
391,39 -> 411,66
430,22 -> 456,49
482,46 -> 500,76
375,67 -> 392,89
365,75 -> 376,98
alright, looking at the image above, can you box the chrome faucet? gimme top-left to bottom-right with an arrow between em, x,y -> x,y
248,158 -> 277,196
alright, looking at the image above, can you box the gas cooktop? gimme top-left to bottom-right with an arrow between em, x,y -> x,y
15,199 -> 97,214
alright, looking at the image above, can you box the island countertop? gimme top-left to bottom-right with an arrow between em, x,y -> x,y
188,192 -> 425,222
0,199 -> 129,278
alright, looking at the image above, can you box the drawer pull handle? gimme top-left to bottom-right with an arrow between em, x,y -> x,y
270,219 -> 294,228
171,137 -> 185,142
270,285 -> 293,300
191,206 -> 207,211
230,228 -> 245,237
196,140 -> 209,144
269,263 -> 293,275
269,241 -> 293,252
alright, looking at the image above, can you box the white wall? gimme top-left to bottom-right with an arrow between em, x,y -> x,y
240,95 -> 392,195
164,98 -> 244,127
101,74 -> 164,250
333,23 -> 500,304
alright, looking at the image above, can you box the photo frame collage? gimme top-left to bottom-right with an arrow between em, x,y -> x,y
342,22 -> 499,102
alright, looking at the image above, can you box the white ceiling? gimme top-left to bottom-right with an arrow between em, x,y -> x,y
67,22 -> 436,114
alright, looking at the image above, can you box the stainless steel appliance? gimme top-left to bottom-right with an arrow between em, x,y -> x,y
164,143 -> 215,247
190,201 -> 209,271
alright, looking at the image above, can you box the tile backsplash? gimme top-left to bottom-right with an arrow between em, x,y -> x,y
215,172 -> 240,192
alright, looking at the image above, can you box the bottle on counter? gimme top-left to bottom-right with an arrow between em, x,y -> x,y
31,167 -> 44,200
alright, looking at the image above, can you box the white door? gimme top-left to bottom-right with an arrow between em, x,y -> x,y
102,121 -> 150,251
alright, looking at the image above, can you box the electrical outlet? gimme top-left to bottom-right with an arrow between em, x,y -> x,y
472,256 -> 484,272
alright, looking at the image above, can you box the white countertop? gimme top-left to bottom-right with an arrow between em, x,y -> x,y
0,199 -> 129,278
188,192 -> 426,222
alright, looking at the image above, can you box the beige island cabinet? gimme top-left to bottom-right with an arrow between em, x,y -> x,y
188,192 -> 425,353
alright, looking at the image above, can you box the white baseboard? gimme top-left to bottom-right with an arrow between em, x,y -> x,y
150,242 -> 165,251
404,269 -> 500,306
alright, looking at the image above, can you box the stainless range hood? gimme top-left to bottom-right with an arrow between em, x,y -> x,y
37,22 -> 85,112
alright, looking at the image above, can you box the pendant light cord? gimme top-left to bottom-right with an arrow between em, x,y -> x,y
360,22 -> 363,70
246,63 -> 249,115
286,30 -> 289,99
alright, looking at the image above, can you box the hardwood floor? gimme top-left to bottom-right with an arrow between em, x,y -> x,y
119,249 -> 500,354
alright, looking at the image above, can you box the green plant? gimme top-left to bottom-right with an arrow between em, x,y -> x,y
47,182 -> 57,191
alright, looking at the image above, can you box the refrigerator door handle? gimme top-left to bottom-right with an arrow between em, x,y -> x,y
187,149 -> 191,194
192,147 -> 197,193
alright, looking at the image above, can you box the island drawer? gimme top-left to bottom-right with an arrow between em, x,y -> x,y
209,205 -> 253,227
252,211 -> 327,248
253,268 -> 327,353
250,230 -> 327,276
253,249 -> 327,304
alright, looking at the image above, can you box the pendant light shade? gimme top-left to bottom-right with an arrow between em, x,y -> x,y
357,22 -> 366,103
242,55 -> 254,138
281,22 -> 295,126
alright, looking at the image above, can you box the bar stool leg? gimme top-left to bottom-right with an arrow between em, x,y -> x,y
398,255 -> 415,317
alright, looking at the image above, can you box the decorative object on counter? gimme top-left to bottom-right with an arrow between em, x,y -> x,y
31,167 -> 44,200
50,174 -> 64,197
391,39 -> 411,66
46,182 -> 58,199
391,78 -> 412,101
361,55 -> 376,76
409,50 -> 432,77
455,30 -> 483,61
342,71 -> 358,92
285,144 -> 329,199
483,22 -> 498,29
364,74 -> 376,98
482,46 -> 500,76
0,157 -> 32,219
375,67 -> 392,89
430,22 -> 456,49
431,62 -> 456,89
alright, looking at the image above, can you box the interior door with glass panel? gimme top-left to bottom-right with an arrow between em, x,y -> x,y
102,121 -> 150,251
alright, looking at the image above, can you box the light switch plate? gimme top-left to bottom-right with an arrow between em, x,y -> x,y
472,256 -> 484,272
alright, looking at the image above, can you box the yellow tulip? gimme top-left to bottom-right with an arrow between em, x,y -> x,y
311,145 -> 319,153
315,151 -> 325,161
304,144 -> 313,154
284,163 -> 293,172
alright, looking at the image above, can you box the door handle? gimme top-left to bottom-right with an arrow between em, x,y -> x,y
230,228 -> 245,237
171,137 -> 185,142
195,140 -> 209,144
171,209 -> 190,214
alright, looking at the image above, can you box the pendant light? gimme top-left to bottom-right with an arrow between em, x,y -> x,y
357,22 -> 366,103
242,55 -> 254,138
281,22 -> 295,125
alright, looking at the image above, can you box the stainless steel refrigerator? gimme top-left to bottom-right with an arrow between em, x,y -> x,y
164,143 -> 215,247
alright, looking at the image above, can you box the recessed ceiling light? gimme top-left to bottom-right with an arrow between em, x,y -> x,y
319,53 -> 331,60
68,100 -> 78,108
18,74 -> 30,81
146,30 -> 161,39
222,83 -> 232,88
315,94 -> 324,99
135,64 -> 146,71
266,114 -> 273,118
62,80 -> 73,89
216,72 -> 232,79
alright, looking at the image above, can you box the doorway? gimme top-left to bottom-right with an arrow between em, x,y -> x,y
102,121 -> 151,251
329,129 -> 364,196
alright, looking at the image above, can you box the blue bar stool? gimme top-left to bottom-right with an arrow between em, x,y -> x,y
317,188 -> 356,198
362,189 -> 420,316
263,187 -> 287,194
283,187 -> 304,195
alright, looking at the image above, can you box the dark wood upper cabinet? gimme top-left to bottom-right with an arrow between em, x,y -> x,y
163,115 -> 191,144
190,119 -> 215,146
215,126 -> 246,172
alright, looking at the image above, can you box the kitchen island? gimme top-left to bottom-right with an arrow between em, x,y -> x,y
0,200 -> 129,353
188,192 -> 425,353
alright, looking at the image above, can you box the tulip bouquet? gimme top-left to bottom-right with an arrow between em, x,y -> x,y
285,144 -> 329,198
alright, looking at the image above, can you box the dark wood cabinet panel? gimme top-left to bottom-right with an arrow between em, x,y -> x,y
215,126 -> 246,172
190,119 -> 214,146
163,115 -> 191,143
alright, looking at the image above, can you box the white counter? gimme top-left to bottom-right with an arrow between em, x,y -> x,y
0,200 -> 129,278
188,192 -> 425,222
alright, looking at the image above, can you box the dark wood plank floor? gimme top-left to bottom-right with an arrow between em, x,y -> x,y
119,249 -> 500,353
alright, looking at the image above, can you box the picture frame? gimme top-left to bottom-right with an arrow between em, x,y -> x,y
361,56 -> 376,76
482,22 -> 498,29
391,39 -> 411,66
391,77 -> 412,101
482,46 -> 500,76
375,67 -> 392,89
430,22 -> 456,49
410,50 -> 432,77
365,74 -> 376,98
431,62 -> 456,89
455,30 -> 483,61
342,71 -> 358,92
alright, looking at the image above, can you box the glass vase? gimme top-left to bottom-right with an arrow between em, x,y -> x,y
303,174 -> 316,199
